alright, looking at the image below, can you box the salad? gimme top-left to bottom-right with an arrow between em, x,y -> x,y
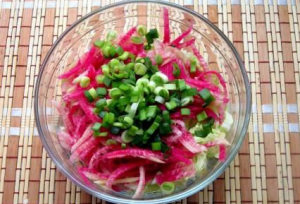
54,8 -> 233,198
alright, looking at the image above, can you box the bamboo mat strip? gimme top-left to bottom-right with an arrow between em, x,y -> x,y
0,0 -> 300,204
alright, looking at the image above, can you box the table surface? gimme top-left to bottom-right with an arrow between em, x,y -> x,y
0,0 -> 300,204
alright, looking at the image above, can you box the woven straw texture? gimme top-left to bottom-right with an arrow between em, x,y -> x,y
0,0 -> 300,203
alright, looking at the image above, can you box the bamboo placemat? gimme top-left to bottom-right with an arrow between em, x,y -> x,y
0,0 -> 300,203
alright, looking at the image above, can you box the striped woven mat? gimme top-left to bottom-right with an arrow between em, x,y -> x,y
0,0 -> 300,203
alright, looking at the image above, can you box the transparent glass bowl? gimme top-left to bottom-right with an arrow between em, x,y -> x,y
35,1 -> 251,203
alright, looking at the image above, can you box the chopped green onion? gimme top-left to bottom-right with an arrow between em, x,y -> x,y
79,76 -> 90,88
93,131 -> 108,137
98,111 -> 107,118
146,106 -> 158,119
118,51 -> 129,60
123,116 -> 133,127
160,122 -> 172,134
144,44 -> 151,50
103,76 -> 112,87
110,126 -> 120,135
154,87 -> 169,99
180,108 -> 191,116
109,88 -> 122,99
151,142 -> 162,151
197,111 -> 208,122
136,78 -> 149,89
176,79 -> 187,91
101,64 -> 110,75
155,95 -> 165,104
190,59 -> 197,73
147,122 -> 159,135
195,129 -> 209,138
134,63 -> 147,76
96,75 -> 105,84
103,46 -> 111,58
162,110 -> 170,121
112,80 -> 122,88
148,81 -> 156,92
137,25 -> 147,36
103,112 -> 115,125
118,97 -> 130,106
199,89 -> 215,105
109,46 -> 116,57
181,97 -> 193,106
172,63 -> 181,78
96,87 -> 107,97
131,36 -> 144,44
119,83 -> 133,92
92,122 -> 102,131
155,115 -> 162,123
94,40 -> 105,48
164,83 -> 177,90
182,88 -> 198,97
96,98 -> 107,108
106,30 -> 117,41
145,28 -> 159,44
109,58 -> 120,68
155,72 -> 168,83
121,143 -> 127,149
113,122 -> 125,128
161,182 -> 175,195
106,139 -> 117,145
128,125 -> 139,136
121,131 -> 133,143
139,109 -> 147,121
155,55 -> 163,65
129,102 -> 139,118
116,46 -> 124,56
165,100 -> 177,110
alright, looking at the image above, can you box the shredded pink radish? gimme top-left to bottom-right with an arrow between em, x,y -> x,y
133,166 -> 146,198
105,149 -> 165,164
55,7 -> 231,198
177,38 -> 196,49
119,27 -> 137,46
218,145 -> 226,161
106,162 -> 146,189
57,132 -> 75,151
163,8 -> 170,43
190,44 -> 208,71
156,164 -> 196,184
71,124 -> 93,153
170,26 -> 193,47
58,61 -> 82,79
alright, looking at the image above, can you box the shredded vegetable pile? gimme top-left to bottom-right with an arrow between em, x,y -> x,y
55,8 -> 233,198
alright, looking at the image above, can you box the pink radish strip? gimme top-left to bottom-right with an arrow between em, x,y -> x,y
80,168 -> 109,180
169,149 -> 193,165
185,78 -> 220,93
163,8 -> 170,43
105,149 -> 165,163
57,132 -> 75,151
170,26 -> 193,47
177,38 -> 196,49
132,166 -> 146,199
52,101 -> 75,134
218,145 -> 226,161
58,61 -> 81,79
89,146 -> 111,169
190,44 -> 208,71
156,164 -> 196,184
199,70 -> 228,95
71,124 -> 93,153
175,59 -> 191,79
78,99 -> 100,122
70,137 -> 102,163
106,162 -> 146,189
119,27 -> 137,45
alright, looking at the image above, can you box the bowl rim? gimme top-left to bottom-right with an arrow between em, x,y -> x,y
35,1 -> 251,203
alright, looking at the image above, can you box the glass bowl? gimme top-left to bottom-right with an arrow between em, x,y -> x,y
35,1 -> 251,203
